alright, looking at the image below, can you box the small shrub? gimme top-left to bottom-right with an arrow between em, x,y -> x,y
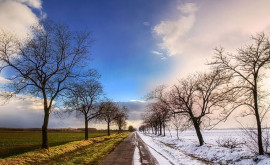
216,137 -> 241,149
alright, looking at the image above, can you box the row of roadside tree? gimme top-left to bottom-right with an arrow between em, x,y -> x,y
0,20 -> 129,149
140,32 -> 270,155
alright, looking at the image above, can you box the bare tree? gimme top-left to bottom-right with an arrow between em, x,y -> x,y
170,70 -> 231,146
146,103 -> 164,136
156,101 -> 171,136
145,101 -> 171,136
146,85 -> 174,136
146,69 -> 230,145
142,111 -> 159,134
170,114 -> 190,139
114,106 -> 128,133
0,21 -> 93,149
139,125 -> 147,133
64,78 -> 103,140
98,100 -> 119,136
170,75 -> 205,145
194,69 -> 233,127
209,33 -> 270,155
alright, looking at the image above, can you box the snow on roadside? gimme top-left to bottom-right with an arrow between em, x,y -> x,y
146,143 -> 173,165
138,130 -> 270,165
138,132 -> 205,165
133,132 -> 141,165
133,146 -> 141,165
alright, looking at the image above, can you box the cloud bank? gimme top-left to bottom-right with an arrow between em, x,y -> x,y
0,96 -> 146,129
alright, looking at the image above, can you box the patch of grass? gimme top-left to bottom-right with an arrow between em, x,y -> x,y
0,131 -> 115,158
0,132 -> 130,165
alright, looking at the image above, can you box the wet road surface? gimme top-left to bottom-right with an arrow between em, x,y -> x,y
99,132 -> 157,165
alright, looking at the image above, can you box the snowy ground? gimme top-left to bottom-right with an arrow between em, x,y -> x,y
137,130 -> 270,165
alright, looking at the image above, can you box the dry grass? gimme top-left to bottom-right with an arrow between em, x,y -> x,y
0,132 -> 130,165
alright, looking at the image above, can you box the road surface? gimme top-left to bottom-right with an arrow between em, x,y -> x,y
99,132 -> 157,165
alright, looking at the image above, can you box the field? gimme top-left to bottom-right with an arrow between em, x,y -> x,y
0,132 -> 130,165
0,130 -> 116,158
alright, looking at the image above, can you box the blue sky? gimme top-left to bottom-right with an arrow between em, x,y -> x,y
41,0 -> 176,101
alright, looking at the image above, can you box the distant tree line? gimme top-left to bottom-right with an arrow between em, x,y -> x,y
140,33 -> 270,155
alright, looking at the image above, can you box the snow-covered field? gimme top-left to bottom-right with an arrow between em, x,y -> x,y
138,129 -> 270,165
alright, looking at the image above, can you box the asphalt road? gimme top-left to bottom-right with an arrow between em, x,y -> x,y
99,132 -> 157,165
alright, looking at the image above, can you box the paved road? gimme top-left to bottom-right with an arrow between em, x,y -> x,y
99,132 -> 157,165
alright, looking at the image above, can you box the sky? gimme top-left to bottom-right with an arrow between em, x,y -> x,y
1,0 -> 270,129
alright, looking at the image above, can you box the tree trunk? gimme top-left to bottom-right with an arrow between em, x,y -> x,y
253,87 -> 264,155
159,122 -> 162,136
85,116 -> 89,140
192,118 -> 204,146
176,128 -> 179,140
168,127 -> 172,138
42,108 -> 49,149
163,123 -> 166,136
107,122 -> 110,136
118,126 -> 121,134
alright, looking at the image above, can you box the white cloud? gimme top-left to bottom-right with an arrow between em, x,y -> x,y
154,3 -> 197,56
0,0 -> 43,39
152,0 -> 270,80
16,0 -> 42,9
0,0 -> 44,100
151,50 -> 163,56
143,21 -> 150,26
161,57 -> 167,60
151,50 -> 168,60
0,77 -> 10,84
129,99 -> 146,103
177,2 -> 197,14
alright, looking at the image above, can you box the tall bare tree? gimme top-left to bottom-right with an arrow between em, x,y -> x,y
194,69 -> 233,126
146,69 -> 231,145
114,106 -> 128,133
145,101 -> 171,136
64,78 -> 103,140
209,33 -> 270,155
170,75 -> 205,145
146,103 -> 164,136
142,111 -> 159,134
170,70 -> 232,146
98,100 -> 119,136
147,86 -> 179,136
0,21 -> 93,149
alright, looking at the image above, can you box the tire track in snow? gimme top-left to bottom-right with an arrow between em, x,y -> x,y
138,132 -> 208,165
136,132 -> 174,165
134,132 -> 159,165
